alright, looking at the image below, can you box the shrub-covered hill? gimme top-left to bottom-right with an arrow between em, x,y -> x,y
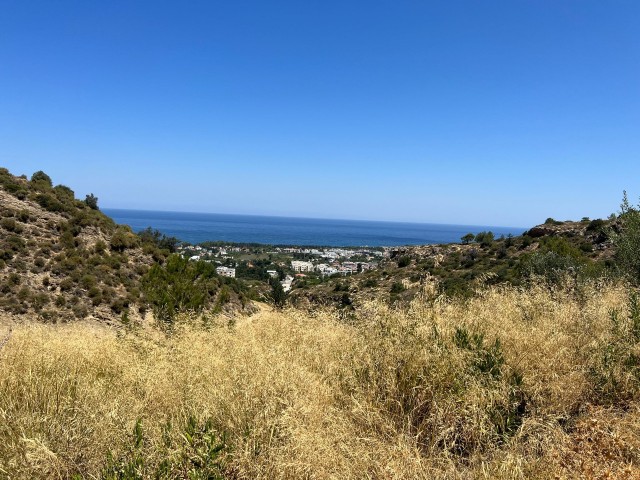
0,168 -> 252,322
290,216 -> 617,310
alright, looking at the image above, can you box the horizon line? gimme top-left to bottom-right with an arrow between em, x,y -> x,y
101,206 -> 528,231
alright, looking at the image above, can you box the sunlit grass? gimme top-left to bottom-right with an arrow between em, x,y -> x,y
1,281 -> 639,478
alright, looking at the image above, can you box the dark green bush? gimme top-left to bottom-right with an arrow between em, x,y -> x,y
35,193 -> 67,213
30,170 -> 52,187
141,254 -> 223,326
110,226 -> 140,252
397,256 -> 411,268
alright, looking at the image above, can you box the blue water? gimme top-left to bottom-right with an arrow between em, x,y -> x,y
103,209 -> 526,247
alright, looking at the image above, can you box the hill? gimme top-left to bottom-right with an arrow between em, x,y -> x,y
2,167 -> 640,478
289,217 -> 617,309
0,168 -> 253,323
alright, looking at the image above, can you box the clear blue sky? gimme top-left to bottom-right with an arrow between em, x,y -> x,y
1,1 -> 638,227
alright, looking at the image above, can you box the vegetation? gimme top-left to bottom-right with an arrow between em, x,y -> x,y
141,254 -> 248,327
268,276 -> 287,308
2,281 -> 640,478
4,165 -> 640,477
612,191 -> 640,285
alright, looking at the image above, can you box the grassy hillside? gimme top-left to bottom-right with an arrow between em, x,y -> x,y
1,281 -> 640,478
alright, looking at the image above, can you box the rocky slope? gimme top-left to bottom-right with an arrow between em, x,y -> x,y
0,167 -> 255,324
0,169 -> 156,322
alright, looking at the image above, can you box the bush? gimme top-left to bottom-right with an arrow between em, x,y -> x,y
397,256 -> 411,268
587,218 -> 606,233
110,227 -> 140,252
35,193 -> 66,213
611,192 -> 640,284
85,193 -> 99,210
30,170 -> 52,187
589,291 -> 640,404
475,231 -> 495,247
16,210 -> 31,222
0,218 -> 22,233
53,184 -> 75,204
517,251 -> 581,284
102,417 -> 226,479
141,254 -> 222,327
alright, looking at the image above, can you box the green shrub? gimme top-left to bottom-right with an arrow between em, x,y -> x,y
53,184 -> 75,204
141,254 -> 223,327
589,291 -> 640,404
36,193 -> 69,213
102,417 -> 226,480
397,256 -> 411,268
611,192 -> 640,284
0,218 -> 22,233
475,231 -> 495,247
110,226 -> 140,252
30,170 -> 52,187
84,193 -> 99,210
587,218 -> 606,233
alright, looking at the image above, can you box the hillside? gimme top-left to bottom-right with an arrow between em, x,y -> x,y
2,167 -> 640,478
0,168 -> 252,323
290,217 -> 617,309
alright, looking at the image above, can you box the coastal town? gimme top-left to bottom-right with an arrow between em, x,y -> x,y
176,243 -> 384,291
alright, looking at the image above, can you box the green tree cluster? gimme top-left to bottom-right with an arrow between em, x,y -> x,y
141,254 -> 243,327
612,192 -> 640,284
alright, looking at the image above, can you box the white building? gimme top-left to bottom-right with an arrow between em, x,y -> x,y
342,261 -> 358,273
281,275 -> 294,292
267,270 -> 279,278
216,266 -> 236,278
316,264 -> 338,275
291,260 -> 314,272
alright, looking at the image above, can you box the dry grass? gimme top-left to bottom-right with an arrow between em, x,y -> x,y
1,281 -> 640,479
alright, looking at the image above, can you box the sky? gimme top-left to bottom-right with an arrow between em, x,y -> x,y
1,1 -> 639,227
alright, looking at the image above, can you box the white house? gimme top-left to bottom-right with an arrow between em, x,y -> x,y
216,266 -> 236,278
291,260 -> 314,272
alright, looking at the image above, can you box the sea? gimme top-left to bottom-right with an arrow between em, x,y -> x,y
103,209 -> 526,248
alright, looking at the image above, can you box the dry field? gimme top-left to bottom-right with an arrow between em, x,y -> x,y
1,281 -> 639,479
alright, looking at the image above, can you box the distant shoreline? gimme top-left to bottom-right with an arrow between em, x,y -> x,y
103,208 -> 526,248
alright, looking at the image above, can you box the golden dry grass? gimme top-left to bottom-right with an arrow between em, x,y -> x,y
1,281 -> 640,479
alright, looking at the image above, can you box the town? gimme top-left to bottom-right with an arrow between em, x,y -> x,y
176,243 -> 384,292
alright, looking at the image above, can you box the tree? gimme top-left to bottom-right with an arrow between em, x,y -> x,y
505,234 -> 514,248
269,277 -> 287,308
461,233 -> 475,245
397,255 -> 411,268
612,191 -> 640,284
475,231 -> 495,247
30,170 -> 52,187
85,193 -> 99,210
